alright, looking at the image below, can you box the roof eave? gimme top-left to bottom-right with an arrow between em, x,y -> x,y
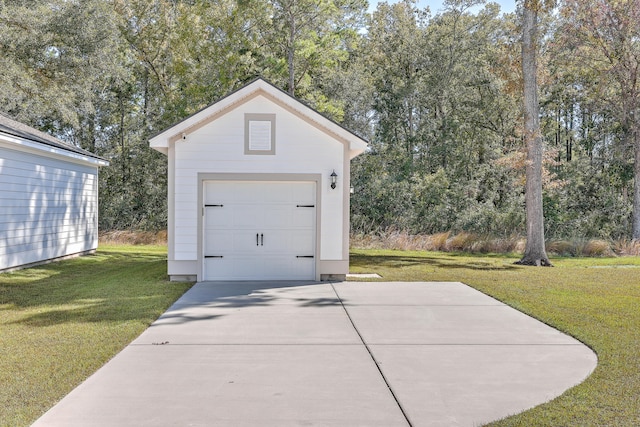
0,131 -> 109,167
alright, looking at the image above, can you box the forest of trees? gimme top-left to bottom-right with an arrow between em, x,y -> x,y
2,0 -> 639,241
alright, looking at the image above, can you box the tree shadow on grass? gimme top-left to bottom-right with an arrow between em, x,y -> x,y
349,253 -> 521,272
2,258 -> 345,327
0,250 -> 193,327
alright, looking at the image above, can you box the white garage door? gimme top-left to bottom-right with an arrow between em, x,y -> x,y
203,181 -> 316,280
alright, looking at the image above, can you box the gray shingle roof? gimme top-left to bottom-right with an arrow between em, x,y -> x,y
0,112 -> 105,160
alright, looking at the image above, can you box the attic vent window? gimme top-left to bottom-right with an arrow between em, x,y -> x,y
249,121 -> 271,150
245,114 -> 276,155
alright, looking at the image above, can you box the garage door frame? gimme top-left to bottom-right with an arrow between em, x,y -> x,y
197,173 -> 322,281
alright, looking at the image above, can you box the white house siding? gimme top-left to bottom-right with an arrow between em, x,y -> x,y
172,95 -> 345,266
0,145 -> 99,270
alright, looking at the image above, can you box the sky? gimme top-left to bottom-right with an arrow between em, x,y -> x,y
368,0 -> 517,15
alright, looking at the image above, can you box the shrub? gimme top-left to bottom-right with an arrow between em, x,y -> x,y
472,235 -> 522,253
547,240 -> 577,256
612,239 -> 640,256
582,239 -> 614,257
447,232 -> 477,251
430,232 -> 450,251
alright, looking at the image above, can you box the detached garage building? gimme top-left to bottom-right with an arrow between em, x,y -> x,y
0,113 -> 109,272
150,79 -> 367,282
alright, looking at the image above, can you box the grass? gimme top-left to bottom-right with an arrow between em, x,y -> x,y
0,244 -> 193,426
2,244 -> 639,426
350,249 -> 640,426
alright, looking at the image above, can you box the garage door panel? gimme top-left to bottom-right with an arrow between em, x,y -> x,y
292,182 -> 316,203
204,207 -> 233,229
204,229 -> 233,254
260,256 -> 313,280
232,256 -> 266,279
291,230 -> 315,254
206,182 -> 268,204
204,182 -> 237,204
207,231 -> 263,254
260,231 -> 286,253
233,182 -> 267,203
262,255 -> 290,278
263,183 -> 292,202
291,257 -> 315,279
233,230 -> 264,253
203,180 -> 316,281
292,208 -> 315,228
263,206 -> 292,228
205,256 -> 271,281
203,257 -> 235,280
231,204 -> 263,228
258,229 -> 314,255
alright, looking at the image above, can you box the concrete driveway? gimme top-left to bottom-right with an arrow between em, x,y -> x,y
32,281 -> 597,427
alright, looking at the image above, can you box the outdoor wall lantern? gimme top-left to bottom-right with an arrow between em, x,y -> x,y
330,170 -> 338,189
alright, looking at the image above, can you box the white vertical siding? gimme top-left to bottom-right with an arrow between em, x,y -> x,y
172,95 -> 345,263
0,146 -> 99,270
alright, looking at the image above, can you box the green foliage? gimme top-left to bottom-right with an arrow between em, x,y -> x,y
0,0 -> 122,127
349,0 -> 637,240
0,0 -> 638,238
349,1 -> 530,238
543,159 -> 632,239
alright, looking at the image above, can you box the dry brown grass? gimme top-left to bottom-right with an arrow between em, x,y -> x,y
349,230 -> 440,251
582,239 -> 615,257
446,232 -> 475,251
99,230 -> 168,245
547,240 -> 577,256
430,232 -> 450,251
546,239 -> 615,257
350,231 -> 523,254
351,230 -> 640,257
613,239 -> 640,256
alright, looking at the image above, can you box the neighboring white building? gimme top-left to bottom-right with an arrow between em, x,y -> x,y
0,113 -> 109,272
150,78 -> 368,281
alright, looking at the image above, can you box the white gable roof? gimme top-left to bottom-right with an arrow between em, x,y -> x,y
149,78 -> 368,159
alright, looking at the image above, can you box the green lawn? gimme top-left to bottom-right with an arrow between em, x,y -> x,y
0,244 -> 193,426
350,249 -> 640,426
2,246 -> 639,426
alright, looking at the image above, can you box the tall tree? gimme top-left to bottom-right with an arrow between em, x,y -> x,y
517,0 -> 551,266
258,0 -> 365,116
558,0 -> 640,239
0,0 -> 122,131
349,0 -> 525,235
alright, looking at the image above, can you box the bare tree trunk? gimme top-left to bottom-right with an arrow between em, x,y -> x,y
516,0 -> 551,267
